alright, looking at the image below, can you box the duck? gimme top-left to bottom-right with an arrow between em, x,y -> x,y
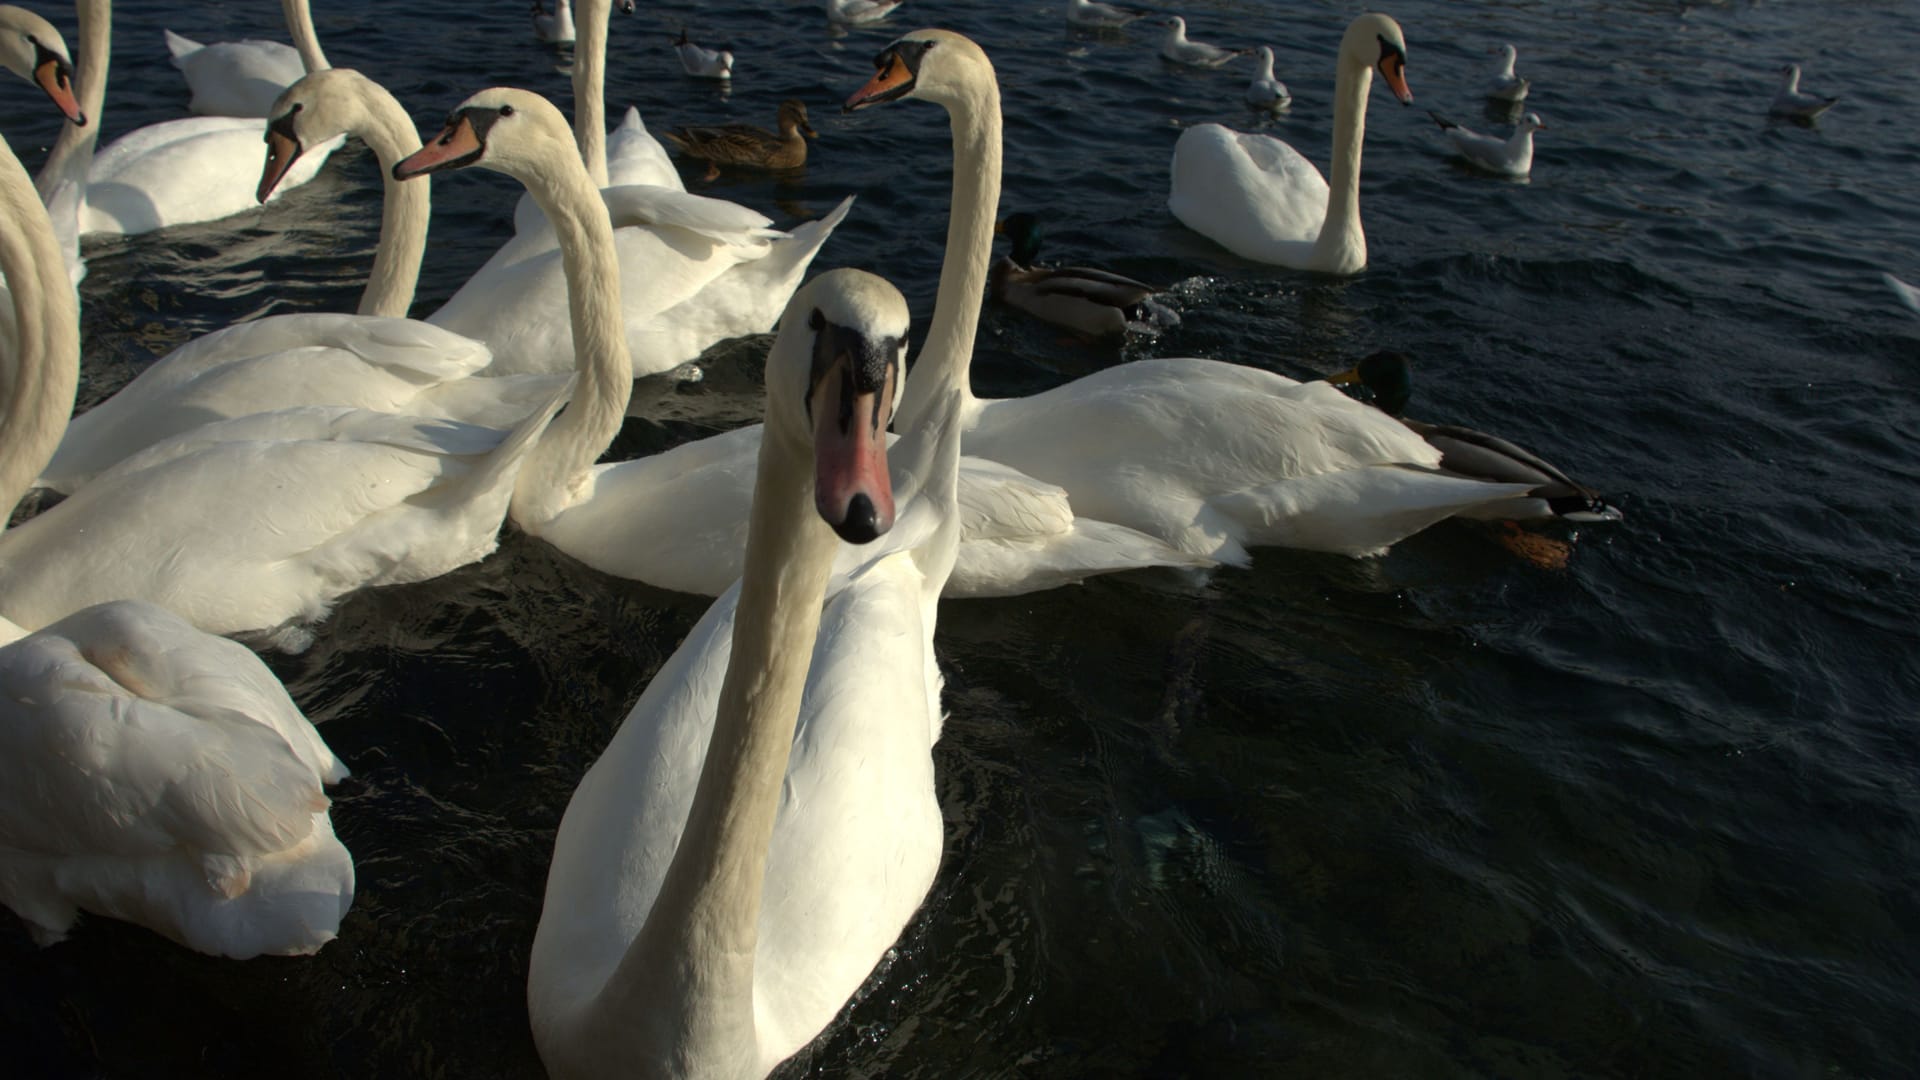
0,131 -> 352,959
1322,351 -> 1622,523
530,0 -> 574,44
1770,63 -> 1838,120
1159,16 -> 1250,68
990,211 -> 1178,339
36,68 -> 566,494
162,0 -> 324,119
1246,46 -> 1292,111
850,26 -> 1531,565
1429,110 -> 1543,177
1487,43 -> 1528,102
827,0 -> 905,27
665,98 -> 816,180
1065,0 -> 1148,30
1169,13 -> 1413,273
395,86 -> 1206,600
673,28 -> 733,79
0,5 -> 84,124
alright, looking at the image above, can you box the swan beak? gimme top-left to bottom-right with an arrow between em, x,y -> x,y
33,46 -> 84,126
393,111 -> 487,180
1379,55 -> 1414,106
809,318 -> 901,544
258,124 -> 303,203
844,49 -> 916,112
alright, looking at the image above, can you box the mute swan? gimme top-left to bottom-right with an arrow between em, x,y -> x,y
0,133 -> 352,959
1770,63 -> 1838,120
852,26 -> 1532,564
394,87 -> 1203,599
1159,16 -> 1249,67
530,262 -> 956,1079
1168,13 -> 1412,273
163,0 -> 325,119
665,99 -> 816,179
1430,110 -> 1543,178
36,68 -> 564,494
672,28 -> 732,79
991,211 -> 1177,339
1487,43 -> 1528,102
1066,0 -> 1149,30
530,0 -> 574,44
827,0 -> 905,27
0,5 -> 84,123
1247,46 -> 1292,111
565,0 -> 681,190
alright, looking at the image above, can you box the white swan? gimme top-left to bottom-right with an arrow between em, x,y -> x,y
673,28 -> 732,79
1885,273 -> 1920,316
530,0 -> 574,44
0,132 -> 351,959
1247,45 -> 1291,111
0,5 -> 84,123
1770,63 -> 1838,120
1066,0 -> 1148,30
35,69 -> 565,494
852,27 -> 1533,565
1487,43 -> 1528,102
1159,16 -> 1249,67
1169,13 -> 1412,273
163,0 -> 325,119
827,0 -> 905,27
395,86 -> 1205,599
530,263 -> 957,1080
1430,110 -> 1542,177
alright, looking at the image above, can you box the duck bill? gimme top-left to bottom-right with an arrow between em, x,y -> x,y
812,366 -> 896,545
1379,56 -> 1414,105
393,114 -> 484,180
35,51 -> 84,125
844,52 -> 916,112
257,127 -> 303,203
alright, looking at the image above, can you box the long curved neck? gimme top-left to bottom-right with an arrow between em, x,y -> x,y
285,0 -> 330,73
508,149 -> 633,527
897,72 -> 1001,432
0,137 -> 78,530
348,86 -> 429,317
572,0 -> 611,186
35,0 -> 108,202
1314,56 -> 1372,269
591,419 -> 839,1056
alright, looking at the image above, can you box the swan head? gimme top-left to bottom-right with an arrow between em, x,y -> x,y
0,7 -> 83,125
1343,12 -> 1413,106
391,88 -> 573,184
259,69 -> 380,203
769,269 -> 910,544
1324,350 -> 1412,417
843,28 -> 994,113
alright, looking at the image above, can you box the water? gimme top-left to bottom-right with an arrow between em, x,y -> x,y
4,0 -> 1918,1075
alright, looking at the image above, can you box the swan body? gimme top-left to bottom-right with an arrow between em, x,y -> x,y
1430,110 -> 1542,177
1169,14 -> 1413,273
1247,45 -> 1291,111
528,263 -> 956,1079
673,29 -> 732,79
162,0 -> 328,118
606,106 -> 684,189
1770,63 -> 1837,120
1066,0 -> 1148,30
1159,16 -> 1249,67
531,0 -> 575,44
1487,43 -> 1528,102
827,0 -> 904,26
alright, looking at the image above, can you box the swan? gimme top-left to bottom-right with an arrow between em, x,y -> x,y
394,86 -> 1206,599
529,263 -> 957,1080
0,5 -> 84,124
1487,43 -> 1528,102
163,0 -> 325,119
530,0 -> 574,44
1066,0 -> 1149,30
1885,273 -> 1920,316
672,28 -> 732,80
35,68 -> 565,494
1159,16 -> 1250,67
565,0 -> 681,190
1429,110 -> 1543,178
0,132 -> 352,959
1168,13 -> 1412,273
991,211 -> 1178,339
827,0 -> 905,27
1770,63 -> 1838,120
851,26 -> 1534,565
1247,45 -> 1292,111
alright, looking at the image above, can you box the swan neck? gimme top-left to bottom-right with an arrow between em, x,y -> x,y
898,74 -> 1000,432
508,150 -> 633,527
596,423 -> 839,1050
0,138 -> 78,530
572,0 -> 611,186
284,0 -> 330,73
1316,56 -> 1372,269
352,87 -> 430,317
35,0 -> 109,201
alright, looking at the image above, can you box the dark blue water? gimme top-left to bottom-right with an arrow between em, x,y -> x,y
5,0 -> 1918,1076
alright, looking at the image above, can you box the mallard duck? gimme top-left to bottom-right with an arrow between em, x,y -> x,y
991,212 -> 1178,339
1770,63 -> 1838,120
665,99 -> 816,179
1324,351 -> 1622,524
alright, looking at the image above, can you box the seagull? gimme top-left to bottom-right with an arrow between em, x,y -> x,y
1430,111 -> 1545,178
826,0 -> 905,26
1067,0 -> 1150,30
672,29 -> 733,79
1159,16 -> 1251,68
1487,43 -> 1529,102
1770,63 -> 1838,120
1246,46 -> 1291,111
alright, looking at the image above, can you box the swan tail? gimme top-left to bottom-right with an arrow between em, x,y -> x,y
163,29 -> 204,64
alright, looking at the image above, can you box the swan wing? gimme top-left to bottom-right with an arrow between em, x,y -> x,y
163,32 -> 304,118
1169,124 -> 1328,266
84,118 -> 341,237
606,107 -> 685,191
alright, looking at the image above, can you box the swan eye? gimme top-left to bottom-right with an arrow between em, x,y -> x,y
500,104 -> 516,117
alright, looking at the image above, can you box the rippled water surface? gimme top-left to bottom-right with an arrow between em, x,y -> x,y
5,0 -> 1919,1076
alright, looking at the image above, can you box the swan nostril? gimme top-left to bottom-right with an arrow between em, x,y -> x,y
833,494 -> 881,544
